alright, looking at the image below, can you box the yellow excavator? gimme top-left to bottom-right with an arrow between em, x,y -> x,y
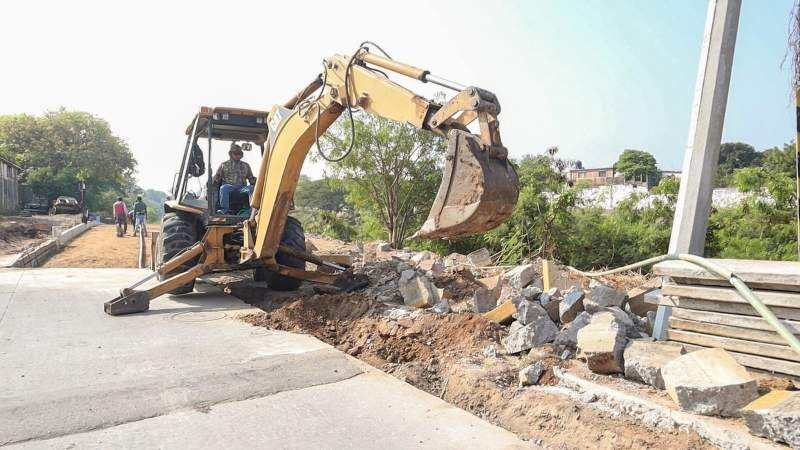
104,43 -> 520,315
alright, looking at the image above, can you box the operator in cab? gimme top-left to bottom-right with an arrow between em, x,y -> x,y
213,143 -> 256,214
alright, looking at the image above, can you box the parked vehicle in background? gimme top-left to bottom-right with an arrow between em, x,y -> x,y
50,196 -> 82,215
20,203 -> 50,216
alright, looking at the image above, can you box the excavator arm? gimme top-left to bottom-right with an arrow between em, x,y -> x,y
242,49 -> 518,265
104,46 -> 518,316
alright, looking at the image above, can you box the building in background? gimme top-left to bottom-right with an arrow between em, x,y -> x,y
0,157 -> 21,213
567,167 -> 623,187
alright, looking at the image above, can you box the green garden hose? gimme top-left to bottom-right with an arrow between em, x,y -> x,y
566,254 -> 800,357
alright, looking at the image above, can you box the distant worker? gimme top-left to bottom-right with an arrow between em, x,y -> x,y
213,142 -> 256,214
112,197 -> 128,237
132,196 -> 148,237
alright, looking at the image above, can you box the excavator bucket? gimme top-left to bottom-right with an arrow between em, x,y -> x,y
413,130 -> 519,240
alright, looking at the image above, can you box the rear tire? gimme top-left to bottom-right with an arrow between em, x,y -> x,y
156,211 -> 199,295
254,216 -> 305,291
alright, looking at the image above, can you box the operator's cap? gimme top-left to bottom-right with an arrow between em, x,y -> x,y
229,143 -> 243,155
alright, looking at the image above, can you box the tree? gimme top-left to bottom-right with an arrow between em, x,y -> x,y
0,109 -> 136,211
293,175 -> 348,211
705,142 -> 797,261
319,115 -> 446,247
614,149 -> 658,183
716,142 -> 762,186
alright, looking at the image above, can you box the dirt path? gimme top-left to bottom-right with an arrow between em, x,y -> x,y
43,225 -> 144,268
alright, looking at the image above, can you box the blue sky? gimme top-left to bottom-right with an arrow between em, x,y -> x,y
495,0 -> 795,171
0,1 -> 795,188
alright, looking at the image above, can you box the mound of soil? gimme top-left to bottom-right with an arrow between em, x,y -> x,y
237,290 -> 713,449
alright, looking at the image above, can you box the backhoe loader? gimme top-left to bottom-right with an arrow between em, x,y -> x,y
104,44 -> 520,315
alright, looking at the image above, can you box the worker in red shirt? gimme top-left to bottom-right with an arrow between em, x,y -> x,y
113,197 -> 128,237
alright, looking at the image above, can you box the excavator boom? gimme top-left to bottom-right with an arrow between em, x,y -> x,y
242,48 -> 519,264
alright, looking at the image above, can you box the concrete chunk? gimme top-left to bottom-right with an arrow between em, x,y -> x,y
443,252 -> 469,268
741,390 -> 800,448
576,311 -> 627,374
521,285 -> 542,301
467,248 -> 492,267
501,316 -> 558,354
661,348 -> 759,417
515,300 -> 548,326
558,289 -> 585,323
398,270 -> 439,309
584,284 -> 626,314
539,288 -> 562,323
502,264 -> 536,290
472,288 -> 497,313
554,311 -> 591,349
519,361 -> 545,386
623,340 -> 685,389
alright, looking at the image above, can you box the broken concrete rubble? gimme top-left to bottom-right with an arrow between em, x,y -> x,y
539,287 -> 562,323
626,284 -> 660,316
554,311 -> 591,349
576,311 -> 627,374
432,298 -> 451,315
473,288 -> 498,313
514,300 -> 548,326
398,269 -> 439,309
521,285 -> 542,301
501,316 -> 558,354
502,264 -> 536,291
661,348 -> 759,417
584,284 -> 626,314
740,390 -> 800,448
467,248 -> 492,267
623,340 -> 685,389
558,289 -> 585,323
443,252 -> 469,268
519,361 -> 545,386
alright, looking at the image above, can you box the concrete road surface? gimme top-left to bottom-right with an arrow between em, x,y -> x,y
0,268 -> 528,449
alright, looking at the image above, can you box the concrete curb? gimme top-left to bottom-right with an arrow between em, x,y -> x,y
10,222 -> 95,268
551,367 -> 780,450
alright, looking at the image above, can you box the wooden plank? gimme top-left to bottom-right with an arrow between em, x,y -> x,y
662,282 -> 800,309
681,343 -> 800,378
666,329 -> 800,363
658,297 -> 800,321
654,259 -> 800,292
484,301 -> 515,324
669,317 -> 794,346
670,308 -> 800,334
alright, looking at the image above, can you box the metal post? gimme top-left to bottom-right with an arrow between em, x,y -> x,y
653,0 -> 741,340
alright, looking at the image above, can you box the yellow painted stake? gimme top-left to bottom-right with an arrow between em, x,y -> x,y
541,259 -> 558,291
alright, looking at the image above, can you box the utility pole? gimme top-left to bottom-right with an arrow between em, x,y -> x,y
653,0 -> 741,339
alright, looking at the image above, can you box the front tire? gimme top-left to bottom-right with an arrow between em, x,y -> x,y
156,211 -> 199,295
254,216 -> 305,291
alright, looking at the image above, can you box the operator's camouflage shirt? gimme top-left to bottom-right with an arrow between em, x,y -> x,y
215,159 -> 255,186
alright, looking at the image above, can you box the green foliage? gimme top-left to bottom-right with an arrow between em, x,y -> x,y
614,149 -> 658,182
319,115 -> 445,247
294,175 -> 348,211
716,142 -> 762,186
705,142 -> 797,260
0,109 -> 136,211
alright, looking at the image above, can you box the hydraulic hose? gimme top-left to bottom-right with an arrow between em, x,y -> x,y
566,254 -> 800,357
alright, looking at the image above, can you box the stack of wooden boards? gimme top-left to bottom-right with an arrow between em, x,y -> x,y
653,258 -> 800,379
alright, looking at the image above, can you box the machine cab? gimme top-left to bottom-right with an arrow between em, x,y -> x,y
171,106 -> 269,225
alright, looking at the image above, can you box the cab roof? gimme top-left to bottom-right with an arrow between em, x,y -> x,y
186,106 -> 269,145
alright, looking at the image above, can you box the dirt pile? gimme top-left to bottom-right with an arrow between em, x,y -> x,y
237,289 -> 711,449
0,220 -> 51,254
227,239 -> 715,448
